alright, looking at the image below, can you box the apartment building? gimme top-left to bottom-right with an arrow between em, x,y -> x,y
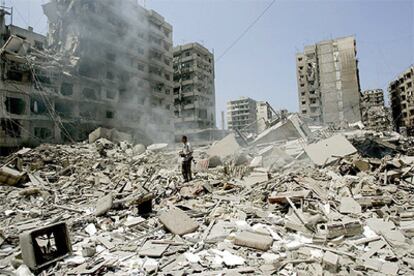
173,42 -> 215,132
0,0 -> 174,153
296,36 -> 361,125
227,97 -> 257,133
361,89 -> 390,131
389,66 -> 414,134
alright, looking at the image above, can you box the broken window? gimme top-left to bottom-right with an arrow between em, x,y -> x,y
61,82 -> 73,96
79,104 -> 97,119
55,102 -> 72,118
30,98 -> 48,115
138,63 -> 145,71
106,111 -> 114,119
1,118 -> 21,138
34,127 -> 52,140
106,71 -> 114,80
7,70 -> 23,81
34,40 -> 43,50
5,97 -> 26,115
82,88 -> 98,100
79,62 -> 98,78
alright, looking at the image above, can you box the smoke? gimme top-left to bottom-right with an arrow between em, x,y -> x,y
43,0 -> 174,144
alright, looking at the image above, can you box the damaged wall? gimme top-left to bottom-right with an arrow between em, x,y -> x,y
0,0 -> 175,153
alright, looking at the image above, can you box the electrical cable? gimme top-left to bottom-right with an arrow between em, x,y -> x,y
215,0 -> 276,63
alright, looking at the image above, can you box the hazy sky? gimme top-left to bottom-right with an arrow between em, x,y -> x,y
5,0 -> 414,127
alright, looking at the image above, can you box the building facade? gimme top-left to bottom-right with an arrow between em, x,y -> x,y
388,66 -> 414,134
256,101 -> 272,133
296,36 -> 361,125
0,0 -> 174,153
227,97 -> 257,133
361,89 -> 390,131
173,42 -> 215,132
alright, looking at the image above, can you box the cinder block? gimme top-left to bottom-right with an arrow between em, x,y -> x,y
19,222 -> 72,271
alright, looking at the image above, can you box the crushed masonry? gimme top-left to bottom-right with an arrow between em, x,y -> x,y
0,126 -> 414,275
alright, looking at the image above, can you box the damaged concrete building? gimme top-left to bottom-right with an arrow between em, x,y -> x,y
360,89 -> 390,131
227,97 -> 258,133
173,43 -> 216,135
0,0 -> 174,154
227,98 -> 277,135
389,65 -> 414,135
296,36 -> 361,125
256,101 -> 273,133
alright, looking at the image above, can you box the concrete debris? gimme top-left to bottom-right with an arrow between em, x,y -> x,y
88,127 -> 133,144
94,193 -> 113,216
159,208 -> 199,235
234,231 -> 273,251
207,133 -> 240,160
253,114 -> 311,145
0,129 -> 414,274
304,134 -> 357,166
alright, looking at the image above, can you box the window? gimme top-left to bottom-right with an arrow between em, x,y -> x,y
106,71 -> 114,80
82,88 -> 97,100
1,118 -> 21,138
34,40 -> 43,50
106,111 -> 114,119
34,127 -> 52,140
106,90 -> 116,99
5,97 -> 25,115
138,63 -> 145,71
30,98 -> 47,115
61,82 -> 73,96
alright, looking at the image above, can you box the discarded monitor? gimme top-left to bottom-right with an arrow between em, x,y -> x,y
19,222 -> 72,271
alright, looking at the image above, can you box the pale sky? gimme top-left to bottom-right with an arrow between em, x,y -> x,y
5,0 -> 414,127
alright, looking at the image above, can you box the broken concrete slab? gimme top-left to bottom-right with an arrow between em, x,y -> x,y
159,208 -> 199,235
253,114 -> 311,145
0,166 -> 26,186
88,127 -> 133,144
234,231 -> 273,251
339,197 -> 361,214
94,193 -> 113,216
139,240 -> 169,257
323,251 -> 339,272
268,190 -> 311,204
304,134 -> 357,166
207,133 -> 240,160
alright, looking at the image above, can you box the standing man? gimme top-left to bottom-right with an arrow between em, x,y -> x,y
179,136 -> 193,182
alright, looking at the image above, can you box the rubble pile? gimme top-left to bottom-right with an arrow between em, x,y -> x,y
1,131 -> 414,275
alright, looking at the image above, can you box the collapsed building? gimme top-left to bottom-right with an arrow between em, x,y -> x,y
296,36 -> 362,126
0,0 -> 174,155
360,89 -> 391,131
389,65 -> 414,135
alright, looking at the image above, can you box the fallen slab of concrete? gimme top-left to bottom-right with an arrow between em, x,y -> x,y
304,134 -> 357,166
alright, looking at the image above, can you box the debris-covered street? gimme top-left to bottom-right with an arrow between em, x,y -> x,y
1,125 -> 414,275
